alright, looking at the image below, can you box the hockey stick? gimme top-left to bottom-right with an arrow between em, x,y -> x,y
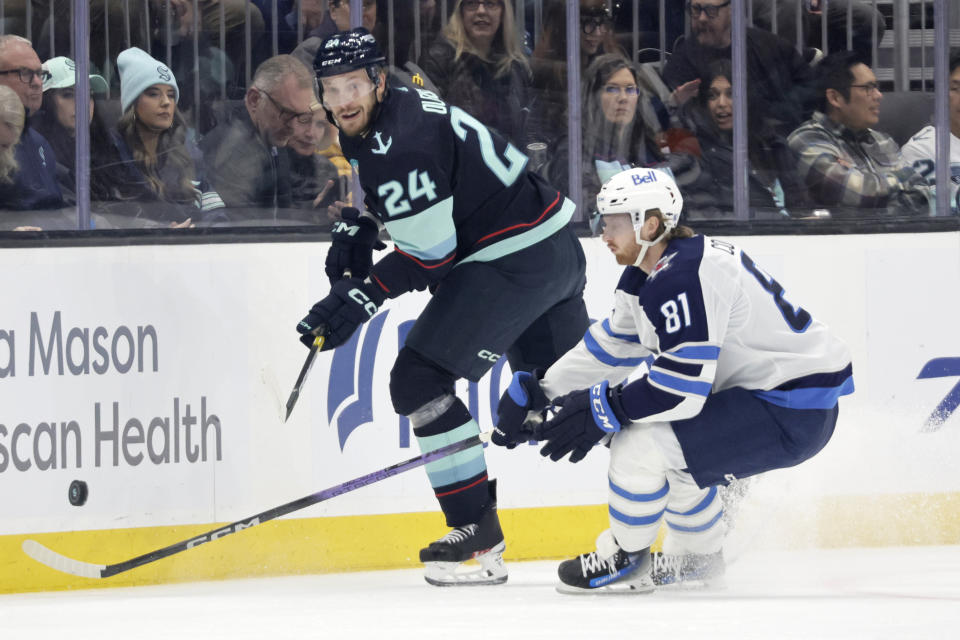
284,332 -> 325,422
22,432 -> 491,579
285,267 -> 354,422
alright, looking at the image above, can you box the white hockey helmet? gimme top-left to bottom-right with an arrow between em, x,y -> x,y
595,167 -> 683,267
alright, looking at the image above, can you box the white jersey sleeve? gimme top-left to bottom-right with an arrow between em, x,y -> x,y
541,270 -> 654,399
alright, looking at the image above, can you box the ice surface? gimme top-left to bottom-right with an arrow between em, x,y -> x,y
1,546 -> 958,640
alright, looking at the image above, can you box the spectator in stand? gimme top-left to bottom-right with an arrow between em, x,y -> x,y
287,106 -> 342,216
7,0 -> 260,93
900,49 -> 960,214
102,47 -> 223,227
545,54 -> 697,216
752,0 -> 885,56
0,35 -> 64,212
663,0 -> 815,138
418,0 -> 535,147
145,0 -> 240,135
683,59 -> 808,218
0,86 -> 24,185
288,0 -> 381,80
306,0 -> 379,41
417,0 -> 444,49
531,0 -> 625,144
787,51 -> 930,217
31,56 -> 118,204
200,54 -> 316,220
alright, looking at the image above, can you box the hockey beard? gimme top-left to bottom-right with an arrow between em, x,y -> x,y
334,106 -> 370,137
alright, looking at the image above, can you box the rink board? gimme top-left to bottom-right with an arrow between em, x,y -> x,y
1,232 -> 959,593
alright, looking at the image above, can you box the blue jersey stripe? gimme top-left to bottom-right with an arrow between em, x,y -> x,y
601,318 -> 642,343
609,505 -> 666,526
753,375 -> 855,409
667,345 -> 720,361
665,486 -> 718,516
648,369 -> 712,397
667,511 -> 723,533
609,479 -> 670,502
584,330 -> 649,368
666,510 -> 724,533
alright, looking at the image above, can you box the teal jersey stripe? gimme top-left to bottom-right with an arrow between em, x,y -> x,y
424,453 -> 487,488
456,197 -> 576,266
383,196 -> 457,261
417,420 -> 487,488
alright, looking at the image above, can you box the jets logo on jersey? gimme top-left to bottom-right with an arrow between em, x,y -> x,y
648,251 -> 677,281
371,131 -> 392,155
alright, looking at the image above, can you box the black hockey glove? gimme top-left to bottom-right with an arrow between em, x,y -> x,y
325,207 -> 386,285
539,381 -> 630,463
296,279 -> 385,350
493,370 -> 549,449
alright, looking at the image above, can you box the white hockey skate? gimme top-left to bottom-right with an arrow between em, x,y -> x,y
556,530 -> 654,595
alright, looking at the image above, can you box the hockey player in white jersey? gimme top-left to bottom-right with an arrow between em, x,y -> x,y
493,167 -> 854,594
899,49 -> 960,213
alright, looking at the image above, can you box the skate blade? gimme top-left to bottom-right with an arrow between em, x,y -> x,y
657,575 -> 727,591
556,579 -> 655,595
423,546 -> 508,587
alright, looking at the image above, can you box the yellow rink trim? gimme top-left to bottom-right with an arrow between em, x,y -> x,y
0,505 -> 608,595
2,492 -> 958,595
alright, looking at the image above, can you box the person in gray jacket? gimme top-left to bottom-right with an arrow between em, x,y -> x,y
199,54 -> 316,222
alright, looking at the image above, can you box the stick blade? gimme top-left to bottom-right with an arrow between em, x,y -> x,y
22,539 -> 106,579
284,390 -> 299,423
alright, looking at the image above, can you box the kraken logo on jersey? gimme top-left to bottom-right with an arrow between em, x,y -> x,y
371,131 -> 393,155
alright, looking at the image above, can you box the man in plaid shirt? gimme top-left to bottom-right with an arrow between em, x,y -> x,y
788,51 -> 931,217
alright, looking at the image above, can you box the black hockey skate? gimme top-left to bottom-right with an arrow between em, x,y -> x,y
557,531 -> 654,595
651,550 -> 726,589
420,483 -> 507,587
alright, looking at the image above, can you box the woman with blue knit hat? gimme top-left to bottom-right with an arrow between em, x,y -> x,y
104,46 -> 222,226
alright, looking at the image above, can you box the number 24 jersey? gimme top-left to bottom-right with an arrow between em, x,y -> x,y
338,85 -> 575,298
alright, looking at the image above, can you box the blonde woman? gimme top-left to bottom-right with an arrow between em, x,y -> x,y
0,85 -> 23,186
418,0 -> 535,146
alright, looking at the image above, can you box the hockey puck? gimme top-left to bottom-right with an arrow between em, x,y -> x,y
68,480 -> 88,506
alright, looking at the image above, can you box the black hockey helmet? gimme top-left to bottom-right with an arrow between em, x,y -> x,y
314,28 -> 386,79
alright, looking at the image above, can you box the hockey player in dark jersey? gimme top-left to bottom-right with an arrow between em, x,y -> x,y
295,28 -> 590,586
494,167 -> 854,594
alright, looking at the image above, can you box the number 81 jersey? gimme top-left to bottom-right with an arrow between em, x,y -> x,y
542,235 -> 854,423
338,85 -> 575,297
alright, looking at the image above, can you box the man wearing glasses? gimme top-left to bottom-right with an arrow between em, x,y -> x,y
663,0 -> 815,137
0,35 -> 64,213
200,54 -> 317,219
788,51 -> 930,217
